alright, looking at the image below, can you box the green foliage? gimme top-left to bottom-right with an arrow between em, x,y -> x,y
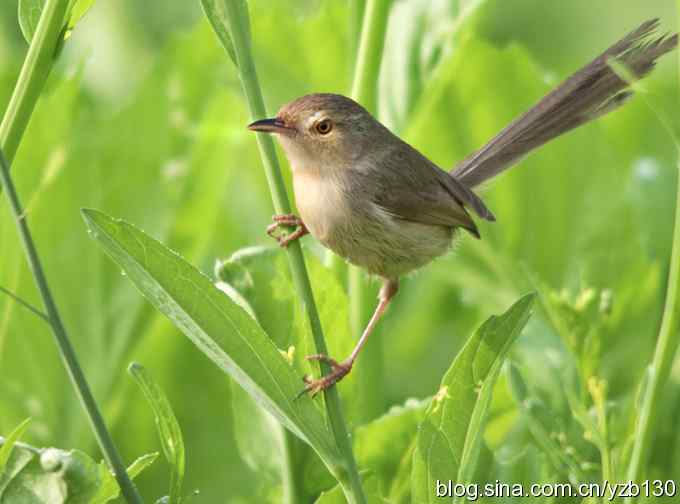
199,0 -> 249,68
81,209 -> 340,466
128,363 -> 185,504
0,418 -> 31,472
0,420 -> 156,503
18,0 -> 97,43
412,294 -> 535,503
1,0 -> 678,501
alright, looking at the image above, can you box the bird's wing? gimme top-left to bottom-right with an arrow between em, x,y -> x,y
351,142 -> 493,237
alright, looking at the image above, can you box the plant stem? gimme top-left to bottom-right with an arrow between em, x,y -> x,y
625,156 -> 680,488
219,3 -> 365,502
348,0 -> 393,421
0,151 -> 143,504
350,0 -> 392,112
0,285 -> 49,322
0,0 -> 69,168
280,429 -> 302,504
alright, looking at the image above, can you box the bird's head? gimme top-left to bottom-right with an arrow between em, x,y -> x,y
248,93 -> 381,172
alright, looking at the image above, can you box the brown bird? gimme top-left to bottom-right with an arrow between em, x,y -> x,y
248,19 -> 677,396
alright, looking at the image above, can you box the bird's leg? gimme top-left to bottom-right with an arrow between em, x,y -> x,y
266,214 -> 309,248
298,279 -> 399,397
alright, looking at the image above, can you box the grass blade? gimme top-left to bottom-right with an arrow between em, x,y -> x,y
129,362 -> 184,504
0,418 -> 31,472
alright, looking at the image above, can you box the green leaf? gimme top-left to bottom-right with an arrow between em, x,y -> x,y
128,362 -> 185,504
353,399 -> 427,495
411,294 -> 535,503
200,0 -> 250,68
18,0 -> 96,43
0,445 -> 34,499
81,209 -> 338,466
0,418 -> 31,472
379,0 -> 486,132
0,440 -> 155,504
67,0 -> 96,30
90,453 -> 159,504
18,0 -> 45,43
216,245 -> 365,424
2,448 -> 98,503
314,472 -> 383,504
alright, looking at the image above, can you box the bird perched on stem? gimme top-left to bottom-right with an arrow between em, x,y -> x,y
248,19 -> 677,396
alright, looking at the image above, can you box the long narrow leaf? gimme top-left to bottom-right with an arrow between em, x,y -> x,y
81,209 -> 339,466
129,362 -> 184,504
0,418 -> 31,472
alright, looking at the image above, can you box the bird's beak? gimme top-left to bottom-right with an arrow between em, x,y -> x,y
247,117 -> 291,133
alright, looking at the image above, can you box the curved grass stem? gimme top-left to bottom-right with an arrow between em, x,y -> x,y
0,150 -> 143,503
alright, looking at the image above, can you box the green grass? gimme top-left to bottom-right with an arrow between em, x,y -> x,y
0,0 -> 679,502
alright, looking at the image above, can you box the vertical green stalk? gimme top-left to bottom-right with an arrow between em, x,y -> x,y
624,157 -> 680,487
219,3 -> 365,503
624,8 -> 680,487
348,0 -> 393,421
0,152 -> 143,503
0,0 -> 69,167
280,430 -> 302,504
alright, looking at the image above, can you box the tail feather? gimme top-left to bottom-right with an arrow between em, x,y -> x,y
451,19 -> 678,189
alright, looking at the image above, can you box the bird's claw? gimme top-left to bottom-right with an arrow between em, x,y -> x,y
295,354 -> 353,398
266,214 -> 308,248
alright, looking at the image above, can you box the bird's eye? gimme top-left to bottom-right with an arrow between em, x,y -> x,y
315,119 -> 333,135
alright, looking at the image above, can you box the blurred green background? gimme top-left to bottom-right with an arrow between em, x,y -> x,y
0,0 -> 678,502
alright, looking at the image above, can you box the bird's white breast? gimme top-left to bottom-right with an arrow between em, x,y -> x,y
292,170 -> 349,244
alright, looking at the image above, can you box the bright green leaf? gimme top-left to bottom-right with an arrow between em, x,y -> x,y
0,445 -> 34,499
18,0 -> 45,44
0,418 -> 31,472
200,0 -> 251,68
81,209 -> 339,468
353,399 -> 427,495
129,362 -> 185,504
314,472 -> 383,504
18,0 -> 96,44
90,453 -> 159,504
67,0 -> 96,30
411,294 -> 535,503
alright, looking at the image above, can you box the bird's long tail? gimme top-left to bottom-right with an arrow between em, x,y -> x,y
451,19 -> 678,189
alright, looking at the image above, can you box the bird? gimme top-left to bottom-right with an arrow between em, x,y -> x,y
247,19 -> 677,396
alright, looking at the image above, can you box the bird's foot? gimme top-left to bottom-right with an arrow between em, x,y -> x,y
297,354 -> 353,398
266,214 -> 309,248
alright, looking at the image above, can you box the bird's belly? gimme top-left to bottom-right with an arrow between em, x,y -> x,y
293,173 -> 453,278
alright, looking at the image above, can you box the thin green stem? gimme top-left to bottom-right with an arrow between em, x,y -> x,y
0,151 -> 143,504
280,429 -> 302,504
0,285 -> 49,322
0,0 -> 69,168
348,0 -> 393,421
219,3 -> 365,503
625,156 -> 680,488
0,436 -> 42,455
350,0 -> 392,111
